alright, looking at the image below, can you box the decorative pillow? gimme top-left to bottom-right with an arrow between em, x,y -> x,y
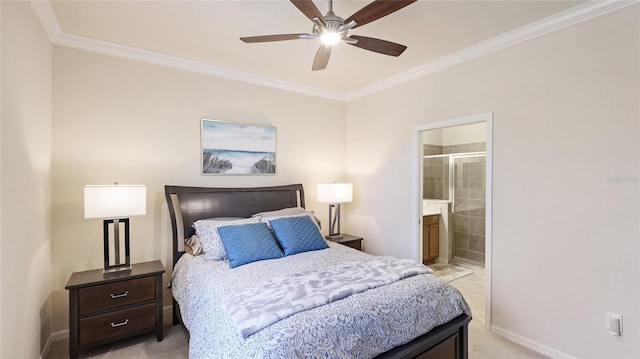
184,234 -> 203,256
268,215 -> 328,256
192,217 -> 260,260
217,223 -> 284,268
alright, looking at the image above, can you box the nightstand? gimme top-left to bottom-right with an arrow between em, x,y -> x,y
326,234 -> 363,251
65,260 -> 165,359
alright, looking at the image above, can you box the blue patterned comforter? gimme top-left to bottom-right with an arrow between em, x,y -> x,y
171,242 -> 471,359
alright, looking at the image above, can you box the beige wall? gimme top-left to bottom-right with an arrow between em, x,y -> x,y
1,1 -> 53,357
1,1 -> 3,351
51,46 -> 347,331
421,122 -> 487,147
8,2 -> 639,358
346,5 -> 639,358
442,122 -> 486,146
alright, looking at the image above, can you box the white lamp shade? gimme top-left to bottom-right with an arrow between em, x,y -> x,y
84,185 -> 146,219
317,183 -> 353,204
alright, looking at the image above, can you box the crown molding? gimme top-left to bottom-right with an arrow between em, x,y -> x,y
345,0 -> 638,101
28,1 -> 345,102
54,32 -> 346,101
29,0 -> 62,43
30,0 -> 636,103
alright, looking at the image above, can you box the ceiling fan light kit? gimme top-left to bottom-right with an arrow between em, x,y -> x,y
240,0 -> 416,71
320,32 -> 341,45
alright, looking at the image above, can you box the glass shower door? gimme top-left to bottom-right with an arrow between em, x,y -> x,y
452,154 -> 486,266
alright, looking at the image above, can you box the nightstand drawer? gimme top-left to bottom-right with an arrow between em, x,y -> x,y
79,302 -> 156,345
66,261 -> 165,359
79,276 -> 155,315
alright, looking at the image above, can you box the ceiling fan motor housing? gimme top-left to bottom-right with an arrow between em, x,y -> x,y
324,12 -> 344,33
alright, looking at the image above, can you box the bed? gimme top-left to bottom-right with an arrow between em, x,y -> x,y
165,184 -> 471,359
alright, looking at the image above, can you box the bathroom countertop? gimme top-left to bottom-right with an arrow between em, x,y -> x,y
423,209 -> 441,216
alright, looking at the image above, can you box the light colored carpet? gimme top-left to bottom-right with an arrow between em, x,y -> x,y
429,262 -> 473,282
450,269 -> 549,359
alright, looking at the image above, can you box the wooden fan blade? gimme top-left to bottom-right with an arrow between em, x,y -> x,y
291,0 -> 324,22
345,0 -> 417,29
348,35 -> 407,56
312,44 -> 332,71
240,34 -> 305,43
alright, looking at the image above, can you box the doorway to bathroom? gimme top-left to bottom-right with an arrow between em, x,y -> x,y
423,137 -> 486,266
412,112 -> 492,328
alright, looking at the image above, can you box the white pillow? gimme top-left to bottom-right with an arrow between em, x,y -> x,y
192,217 -> 260,260
252,207 -> 310,218
253,207 -> 321,229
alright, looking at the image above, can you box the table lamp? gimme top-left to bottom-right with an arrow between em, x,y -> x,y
317,183 -> 353,239
84,184 -> 146,275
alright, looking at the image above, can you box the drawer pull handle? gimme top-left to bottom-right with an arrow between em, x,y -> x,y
110,319 -> 129,328
110,291 -> 129,299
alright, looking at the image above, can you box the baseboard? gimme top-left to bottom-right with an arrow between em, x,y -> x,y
490,325 -> 576,359
39,306 -> 173,359
40,329 -> 69,359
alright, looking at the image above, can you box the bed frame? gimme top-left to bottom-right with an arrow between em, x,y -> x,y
165,184 -> 471,359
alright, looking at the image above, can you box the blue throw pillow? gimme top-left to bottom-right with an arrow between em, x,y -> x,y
218,223 -> 283,268
269,215 -> 329,256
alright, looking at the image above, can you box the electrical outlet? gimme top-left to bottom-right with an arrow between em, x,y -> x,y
607,312 -> 623,336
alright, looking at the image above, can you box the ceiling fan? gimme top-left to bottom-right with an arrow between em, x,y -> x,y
240,0 -> 417,71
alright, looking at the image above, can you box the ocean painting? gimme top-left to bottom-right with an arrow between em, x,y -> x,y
201,120 -> 276,175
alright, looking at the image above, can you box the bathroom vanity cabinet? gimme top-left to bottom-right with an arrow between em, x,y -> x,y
423,215 -> 440,263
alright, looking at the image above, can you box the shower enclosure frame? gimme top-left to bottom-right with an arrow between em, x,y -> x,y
423,151 -> 486,208
423,151 -> 487,265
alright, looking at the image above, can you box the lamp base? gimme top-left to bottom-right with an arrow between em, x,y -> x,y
327,204 -> 343,239
103,264 -> 131,277
103,218 -> 131,277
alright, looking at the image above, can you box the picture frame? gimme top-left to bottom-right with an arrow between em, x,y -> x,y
201,119 -> 276,175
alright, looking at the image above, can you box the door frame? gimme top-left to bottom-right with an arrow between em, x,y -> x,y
411,112 -> 493,330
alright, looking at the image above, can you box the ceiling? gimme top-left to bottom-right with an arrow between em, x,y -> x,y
45,0 -> 593,97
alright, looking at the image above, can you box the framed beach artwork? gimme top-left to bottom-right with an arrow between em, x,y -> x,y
201,119 -> 276,175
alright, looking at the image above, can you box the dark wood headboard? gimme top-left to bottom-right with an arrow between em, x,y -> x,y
164,184 -> 305,268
